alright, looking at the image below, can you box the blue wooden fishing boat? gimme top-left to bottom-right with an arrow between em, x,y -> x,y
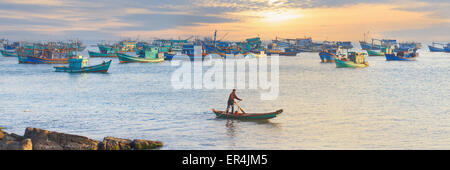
397,42 -> 421,52
163,52 -> 176,60
385,47 -> 418,61
3,42 -> 19,51
428,42 -> 446,52
428,45 -> 445,52
360,41 -> 381,50
319,50 -> 337,63
212,109 -> 283,120
54,57 -> 111,73
446,43 -> 450,53
336,41 -> 353,49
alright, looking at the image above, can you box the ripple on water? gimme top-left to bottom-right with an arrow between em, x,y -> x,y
0,48 -> 449,149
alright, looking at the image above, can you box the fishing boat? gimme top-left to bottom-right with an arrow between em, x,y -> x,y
366,49 -> 384,56
265,43 -> 298,56
0,49 -> 17,57
17,43 -> 77,64
117,47 -> 164,63
212,108 -> 283,120
360,41 -> 381,50
397,42 -> 421,52
54,56 -> 111,73
2,41 -> 20,51
18,55 -> 72,64
360,38 -> 396,50
428,42 -> 446,52
118,53 -> 164,63
88,50 -> 117,57
336,41 -> 353,49
366,46 -> 390,56
182,44 -> 207,61
385,47 -> 418,61
319,49 -> 337,63
335,52 -> 369,68
445,43 -> 450,53
428,45 -> 445,52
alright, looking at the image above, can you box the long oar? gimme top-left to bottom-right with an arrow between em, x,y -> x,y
234,101 -> 246,114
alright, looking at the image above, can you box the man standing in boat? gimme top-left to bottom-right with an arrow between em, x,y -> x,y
226,89 -> 242,114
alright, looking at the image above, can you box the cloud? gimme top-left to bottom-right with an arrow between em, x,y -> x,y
393,0 -> 450,19
384,23 -> 450,41
1,0 -> 65,6
0,0 -> 448,41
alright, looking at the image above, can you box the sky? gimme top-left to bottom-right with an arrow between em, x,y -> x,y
0,0 -> 448,42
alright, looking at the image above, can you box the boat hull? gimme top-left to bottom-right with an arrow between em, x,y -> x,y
428,45 -> 445,52
18,55 -> 70,64
385,54 -> 417,61
54,60 -> 111,73
88,51 -> 117,58
117,53 -> 164,63
335,59 -> 369,68
212,109 -> 283,120
366,50 -> 384,56
0,50 -> 17,57
360,42 -> 381,50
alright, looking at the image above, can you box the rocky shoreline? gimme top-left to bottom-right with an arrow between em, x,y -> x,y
0,127 -> 163,150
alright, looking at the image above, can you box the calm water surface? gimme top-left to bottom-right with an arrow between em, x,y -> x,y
0,45 -> 449,149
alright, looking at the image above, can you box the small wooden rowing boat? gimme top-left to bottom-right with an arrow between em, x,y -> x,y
212,109 -> 283,120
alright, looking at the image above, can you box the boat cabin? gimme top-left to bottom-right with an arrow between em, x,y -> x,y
347,52 -> 367,64
68,56 -> 88,69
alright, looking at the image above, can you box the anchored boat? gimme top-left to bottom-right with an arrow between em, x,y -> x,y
54,56 -> 111,73
88,50 -> 118,58
117,53 -> 164,63
117,47 -> 164,63
212,109 -> 283,120
16,43 -> 77,64
0,49 -> 17,57
319,50 -> 337,63
428,42 -> 446,52
385,47 -> 418,61
335,52 -> 369,68
366,49 -> 384,56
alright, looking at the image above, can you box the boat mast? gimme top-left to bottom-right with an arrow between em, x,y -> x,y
213,30 -> 217,47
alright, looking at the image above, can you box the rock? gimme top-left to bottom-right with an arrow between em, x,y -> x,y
0,130 -> 32,150
0,129 -> 4,140
99,137 -> 133,150
98,137 -> 163,150
24,127 -> 99,150
1,127 -> 164,150
21,138 -> 33,150
131,139 -> 163,150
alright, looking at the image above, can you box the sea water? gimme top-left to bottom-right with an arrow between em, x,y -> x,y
0,44 -> 449,149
